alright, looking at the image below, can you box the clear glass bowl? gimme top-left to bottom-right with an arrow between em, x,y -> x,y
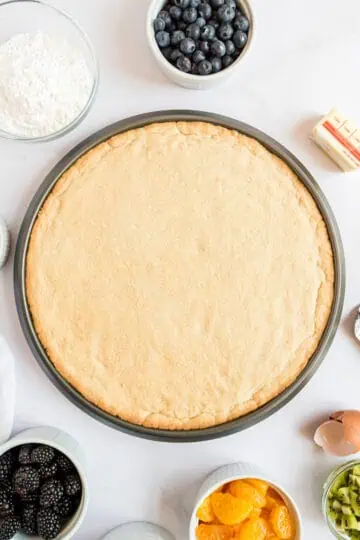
322,460 -> 360,539
0,0 -> 99,142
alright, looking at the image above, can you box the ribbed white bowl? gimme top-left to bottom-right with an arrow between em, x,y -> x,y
0,216 -> 10,269
102,522 -> 174,540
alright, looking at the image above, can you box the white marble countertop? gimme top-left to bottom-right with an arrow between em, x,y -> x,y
1,0 -> 360,538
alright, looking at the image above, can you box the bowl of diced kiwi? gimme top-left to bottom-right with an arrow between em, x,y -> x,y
323,461 -> 360,539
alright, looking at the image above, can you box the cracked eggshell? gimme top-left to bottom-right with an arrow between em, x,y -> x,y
315,410 -> 360,456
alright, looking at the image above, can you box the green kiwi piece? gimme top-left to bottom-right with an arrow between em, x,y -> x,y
350,475 -> 360,489
332,477 -> 347,493
338,487 -> 352,504
328,508 -> 341,524
342,514 -> 360,531
351,490 -> 360,517
333,500 -> 342,511
352,466 -> 360,477
342,505 -> 353,516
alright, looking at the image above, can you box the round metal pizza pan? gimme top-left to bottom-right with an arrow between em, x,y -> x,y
14,110 -> 345,442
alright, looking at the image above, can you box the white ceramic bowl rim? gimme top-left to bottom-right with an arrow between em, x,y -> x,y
0,0 -> 99,142
146,0 -> 255,82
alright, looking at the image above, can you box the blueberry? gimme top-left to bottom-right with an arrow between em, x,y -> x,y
191,63 -> 199,74
193,49 -> 206,63
176,55 -> 192,72
186,23 -> 201,39
169,20 -> 177,30
183,7 -> 198,22
211,0 -> 224,6
225,39 -> 235,55
210,39 -> 226,57
198,2 -> 212,20
210,56 -> 222,72
222,54 -> 233,68
156,30 -> 171,48
225,0 -> 237,6
198,59 -> 212,74
208,18 -> 219,30
173,0 -> 190,7
169,5 -> 182,19
233,14 -> 249,31
199,40 -> 210,54
154,17 -> 166,32
217,4 -> 236,22
162,47 -> 173,60
170,48 -> 183,63
196,16 -> 206,27
189,0 -> 201,5
158,10 -> 172,28
177,20 -> 188,30
180,37 -> 196,54
218,22 -> 233,40
171,29 -> 185,45
200,24 -> 216,40
233,29 -> 247,48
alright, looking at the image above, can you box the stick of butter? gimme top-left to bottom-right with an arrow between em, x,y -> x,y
312,109 -> 360,172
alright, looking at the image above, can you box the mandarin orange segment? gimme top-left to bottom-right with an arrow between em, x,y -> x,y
269,506 -> 293,539
236,517 -> 268,540
264,496 -> 280,511
267,489 -> 284,504
197,495 -> 216,522
248,508 -> 262,519
246,479 -> 269,496
211,492 -> 253,525
196,524 -> 233,540
229,481 -> 266,508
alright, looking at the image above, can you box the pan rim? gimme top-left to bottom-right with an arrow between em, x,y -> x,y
14,110 -> 345,442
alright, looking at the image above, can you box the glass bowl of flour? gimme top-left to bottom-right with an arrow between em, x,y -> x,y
0,0 -> 99,141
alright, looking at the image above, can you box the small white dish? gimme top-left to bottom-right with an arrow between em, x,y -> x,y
146,0 -> 255,90
189,462 -> 303,539
0,426 -> 89,540
0,216 -> 10,269
102,522 -> 175,540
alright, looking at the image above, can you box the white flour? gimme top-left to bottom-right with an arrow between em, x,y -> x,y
0,32 -> 94,138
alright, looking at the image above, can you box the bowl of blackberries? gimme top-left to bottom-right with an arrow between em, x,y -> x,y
0,428 -> 88,540
147,0 -> 254,89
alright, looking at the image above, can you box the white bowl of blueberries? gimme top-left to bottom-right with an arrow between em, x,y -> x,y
147,0 -> 254,89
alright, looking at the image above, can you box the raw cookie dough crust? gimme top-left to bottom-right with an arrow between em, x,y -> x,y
26,122 -> 335,430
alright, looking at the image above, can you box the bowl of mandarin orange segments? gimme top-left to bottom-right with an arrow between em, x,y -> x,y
190,463 -> 302,540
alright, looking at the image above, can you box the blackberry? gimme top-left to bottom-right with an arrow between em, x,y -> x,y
64,475 -> 81,497
53,496 -> 73,518
13,466 -> 40,496
0,489 -> 13,518
37,509 -> 62,540
20,488 -> 39,504
0,453 -> 12,484
0,515 -> 21,540
39,461 -> 58,481
31,445 -> 55,466
18,445 -> 33,466
21,504 -> 37,535
55,453 -> 74,474
40,479 -> 64,508
0,481 -> 11,494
